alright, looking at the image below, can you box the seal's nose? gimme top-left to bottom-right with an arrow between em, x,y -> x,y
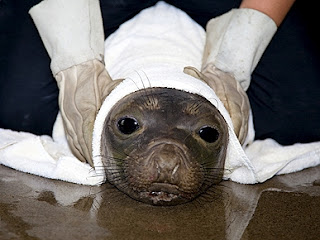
153,144 -> 182,183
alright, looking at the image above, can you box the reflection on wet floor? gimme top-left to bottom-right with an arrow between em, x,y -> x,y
0,164 -> 319,240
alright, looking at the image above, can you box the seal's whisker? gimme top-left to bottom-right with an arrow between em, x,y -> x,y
135,70 -> 153,103
203,170 -> 225,178
83,178 -> 106,186
190,101 -> 203,113
200,159 -> 224,168
136,76 -> 160,111
202,167 -> 225,172
203,178 -> 223,186
93,152 -> 128,162
140,70 -> 152,88
197,186 -> 225,204
201,175 -> 219,184
108,176 -> 125,183
133,70 -> 146,88
97,153 -> 136,165
103,146 -> 140,161
103,168 -> 123,175
203,169 -> 224,176
104,174 -> 129,186
90,185 -> 115,196
127,75 -> 143,92
222,168 -> 232,174
202,177 -> 222,187
113,178 -> 131,190
182,131 -> 193,143
201,167 -> 221,175
89,166 -> 107,173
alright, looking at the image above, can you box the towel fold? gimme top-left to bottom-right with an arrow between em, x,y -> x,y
1,1 -> 319,185
0,114 -> 104,185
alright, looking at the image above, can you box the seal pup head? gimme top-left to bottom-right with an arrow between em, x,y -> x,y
100,87 -> 229,205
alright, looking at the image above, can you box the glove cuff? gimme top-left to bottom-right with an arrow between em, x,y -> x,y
203,8 -> 277,90
29,0 -> 105,75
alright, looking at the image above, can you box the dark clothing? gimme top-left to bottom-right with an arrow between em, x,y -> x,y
1,0 -> 319,144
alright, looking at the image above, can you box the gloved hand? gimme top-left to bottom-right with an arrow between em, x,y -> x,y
184,65 -> 249,144
185,8 -> 277,144
29,0 -> 120,165
202,8 -> 277,91
54,60 -> 120,165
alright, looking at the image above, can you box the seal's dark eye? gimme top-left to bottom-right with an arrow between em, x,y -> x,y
199,126 -> 219,143
117,117 -> 140,134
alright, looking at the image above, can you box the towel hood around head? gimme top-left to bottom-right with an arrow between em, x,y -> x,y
92,1 -> 257,184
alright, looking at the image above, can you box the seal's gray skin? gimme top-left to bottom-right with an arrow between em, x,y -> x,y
101,88 -> 229,205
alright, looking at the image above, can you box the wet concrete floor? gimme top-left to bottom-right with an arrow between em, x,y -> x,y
0,164 -> 319,240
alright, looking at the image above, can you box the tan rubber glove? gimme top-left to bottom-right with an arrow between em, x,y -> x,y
29,0 -> 121,165
55,60 -> 120,165
203,8 -> 277,91
184,65 -> 249,144
185,9 -> 277,144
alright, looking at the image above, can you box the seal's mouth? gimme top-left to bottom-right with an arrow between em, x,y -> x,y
138,183 -> 190,205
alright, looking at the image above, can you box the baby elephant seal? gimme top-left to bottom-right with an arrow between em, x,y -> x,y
101,88 -> 229,205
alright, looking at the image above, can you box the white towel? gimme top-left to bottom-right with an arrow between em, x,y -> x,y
0,1 -> 319,185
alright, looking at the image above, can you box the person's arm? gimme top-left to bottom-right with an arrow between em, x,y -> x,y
186,1 -> 295,144
29,0 -> 121,165
240,0 -> 295,26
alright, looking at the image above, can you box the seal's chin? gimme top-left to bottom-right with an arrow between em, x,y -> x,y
137,183 -> 192,206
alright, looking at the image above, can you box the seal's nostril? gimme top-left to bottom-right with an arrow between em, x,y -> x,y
171,164 -> 180,182
155,162 -> 161,175
156,155 -> 180,172
157,155 -> 180,173
172,164 -> 179,176
151,144 -> 183,183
